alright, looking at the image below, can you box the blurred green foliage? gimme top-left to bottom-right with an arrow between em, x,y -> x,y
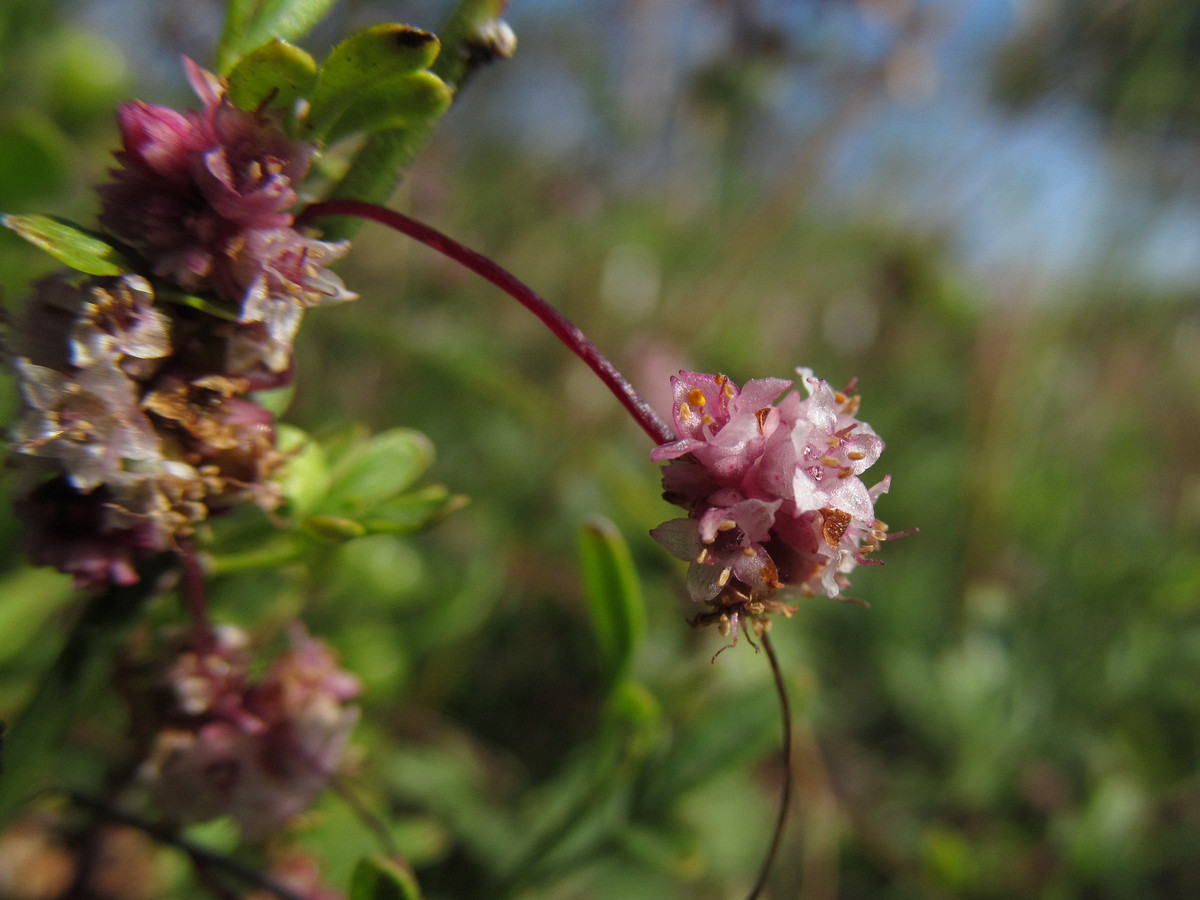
2,2 -> 1200,899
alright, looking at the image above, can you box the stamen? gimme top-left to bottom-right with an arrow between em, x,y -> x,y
688,388 -> 706,407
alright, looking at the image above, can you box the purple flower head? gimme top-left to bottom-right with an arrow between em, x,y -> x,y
651,369 -> 890,638
15,477 -> 166,590
136,624 -> 361,841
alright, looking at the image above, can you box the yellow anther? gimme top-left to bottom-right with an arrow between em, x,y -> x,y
679,401 -> 694,422
702,414 -> 717,426
688,388 -> 707,407
821,455 -> 840,467
834,391 -> 847,403
847,450 -> 866,460
717,567 -> 732,587
827,435 -> 841,447
742,547 -> 757,556
717,519 -> 736,531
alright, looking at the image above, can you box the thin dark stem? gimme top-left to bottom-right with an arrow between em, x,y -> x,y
176,537 -> 213,652
297,199 -> 675,446
745,629 -> 794,900
66,791 -> 308,900
332,775 -> 399,858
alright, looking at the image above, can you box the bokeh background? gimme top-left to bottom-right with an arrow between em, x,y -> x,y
2,1 -> 1200,897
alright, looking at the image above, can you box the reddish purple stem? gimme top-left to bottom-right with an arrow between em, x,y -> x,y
297,199 -> 675,446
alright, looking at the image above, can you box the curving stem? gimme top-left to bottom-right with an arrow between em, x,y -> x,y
746,628 -> 794,900
297,199 -> 675,446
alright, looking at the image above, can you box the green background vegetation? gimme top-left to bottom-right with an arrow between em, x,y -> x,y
2,1 -> 1199,897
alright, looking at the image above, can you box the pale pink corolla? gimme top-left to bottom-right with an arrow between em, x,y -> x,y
137,624 -> 361,841
651,369 -> 889,633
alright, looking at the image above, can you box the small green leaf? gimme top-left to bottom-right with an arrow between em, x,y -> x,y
276,424 -> 329,518
361,485 -> 466,534
216,0 -> 339,73
226,39 -> 318,114
1,214 -> 134,276
303,514 -> 369,542
349,854 -> 423,900
322,428 -> 435,515
578,517 -> 646,683
325,71 -> 453,143
305,24 -> 442,138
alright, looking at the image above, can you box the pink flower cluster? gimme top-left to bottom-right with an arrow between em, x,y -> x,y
8,59 -> 356,589
133,625 -> 361,840
651,369 -> 889,634
98,59 -> 354,373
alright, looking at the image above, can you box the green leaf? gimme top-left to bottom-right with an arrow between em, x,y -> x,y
306,25 -> 443,139
321,428 -> 435,515
350,855 -> 423,900
325,71 -> 453,143
1,214 -> 134,276
303,514 -> 369,542
360,485 -> 466,535
430,0 -> 515,88
0,555 -> 173,829
216,0 -> 339,74
578,517 -> 646,684
226,38 -> 317,114
275,423 -> 329,518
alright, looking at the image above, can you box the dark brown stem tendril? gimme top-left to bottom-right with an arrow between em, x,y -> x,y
745,629 -> 794,900
66,791 -> 308,900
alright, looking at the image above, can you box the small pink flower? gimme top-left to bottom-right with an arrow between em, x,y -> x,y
137,624 -> 361,841
651,369 -> 890,640
97,59 -> 353,372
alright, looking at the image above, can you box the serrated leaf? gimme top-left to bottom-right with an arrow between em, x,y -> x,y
305,25 -> 442,139
226,38 -> 317,114
350,854 -> 423,900
325,71 -> 453,143
1,214 -> 134,276
216,0 -> 339,74
578,517 -> 646,684
322,428 -> 435,515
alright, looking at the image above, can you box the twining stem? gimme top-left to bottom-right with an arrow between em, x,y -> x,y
746,629 -> 794,900
177,536 -> 213,652
297,199 -> 675,446
67,791 -> 309,900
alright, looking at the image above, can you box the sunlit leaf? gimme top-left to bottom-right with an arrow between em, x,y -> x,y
1,214 -> 134,276
305,25 -> 442,139
226,38 -> 317,114
325,71 -> 453,143
216,0 -> 338,74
